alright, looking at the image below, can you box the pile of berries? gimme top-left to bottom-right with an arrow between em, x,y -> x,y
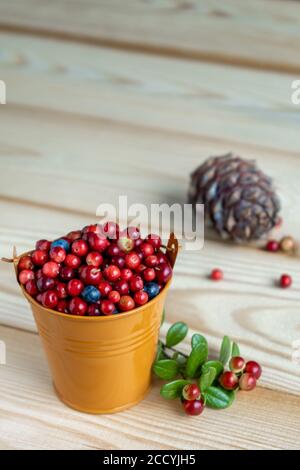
17,223 -> 172,316
182,358 -> 262,416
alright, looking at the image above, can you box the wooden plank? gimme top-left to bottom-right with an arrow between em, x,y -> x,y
0,0 -> 300,73
0,33 -> 298,155
0,324 -> 299,450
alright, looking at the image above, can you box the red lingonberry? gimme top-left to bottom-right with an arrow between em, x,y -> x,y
32,250 -> 49,266
37,276 -> 56,292
42,261 -> 60,278
41,290 -> 58,309
245,361 -> 262,380
35,239 -> 51,251
157,252 -> 168,264
140,243 -> 154,258
103,221 -> 119,240
86,251 -> 103,267
182,399 -> 204,416
64,253 -> 81,269
219,371 -> 239,390
67,279 -> 84,297
25,280 -> 38,296
71,239 -> 88,257
55,282 -> 68,299
108,290 -> 121,304
120,268 -> 133,281
60,266 -> 76,281
104,265 -> 121,282
19,269 -> 35,285
87,304 -> 101,316
280,274 -> 292,288
129,275 -> 144,292
114,280 -> 130,295
239,373 -> 256,391
117,236 -> 135,253
69,297 -> 87,316
211,268 -> 223,281
266,240 -> 279,252
66,230 -> 82,242
229,356 -> 246,374
49,246 -> 66,263
57,300 -> 69,313
107,244 -> 121,257
145,255 -> 159,268
146,234 -> 162,250
124,226 -> 141,241
88,233 -> 109,252
98,281 -> 112,297
81,266 -> 102,285
110,256 -> 126,269
118,295 -> 135,312
155,263 -> 172,284
182,384 -> 201,401
143,268 -> 156,282
125,252 -> 141,270
18,255 -> 34,271
134,290 -> 148,306
100,300 -> 115,315
135,264 -> 146,275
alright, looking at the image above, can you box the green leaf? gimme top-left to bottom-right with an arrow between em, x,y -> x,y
232,342 -> 240,357
153,359 -> 179,380
199,367 -> 216,391
201,360 -> 224,378
166,322 -> 188,348
160,380 -> 190,399
203,386 -> 235,409
185,335 -> 208,378
155,340 -> 166,361
191,333 -> 205,348
219,336 -> 231,365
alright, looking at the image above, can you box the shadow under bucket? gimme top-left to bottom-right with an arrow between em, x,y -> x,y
12,233 -> 179,414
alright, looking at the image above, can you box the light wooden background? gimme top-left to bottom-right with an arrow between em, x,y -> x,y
0,0 -> 300,450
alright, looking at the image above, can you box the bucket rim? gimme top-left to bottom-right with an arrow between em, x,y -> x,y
15,251 -> 172,322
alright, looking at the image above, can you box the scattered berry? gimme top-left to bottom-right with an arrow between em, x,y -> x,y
280,274 -> 292,288
280,235 -> 295,253
265,240 -> 279,252
211,269 -> 223,281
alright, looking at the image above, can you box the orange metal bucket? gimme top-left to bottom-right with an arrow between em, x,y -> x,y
10,234 -> 178,414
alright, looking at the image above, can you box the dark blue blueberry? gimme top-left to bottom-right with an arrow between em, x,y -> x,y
144,282 -> 160,300
113,308 -> 119,314
51,238 -> 70,252
82,285 -> 101,303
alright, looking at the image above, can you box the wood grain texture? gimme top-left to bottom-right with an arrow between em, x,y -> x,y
0,8 -> 300,449
0,0 -> 300,73
0,324 -> 299,450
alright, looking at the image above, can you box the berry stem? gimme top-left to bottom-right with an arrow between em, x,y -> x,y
161,343 -> 189,359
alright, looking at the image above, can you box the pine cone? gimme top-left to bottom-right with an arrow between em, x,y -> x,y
188,153 -> 280,242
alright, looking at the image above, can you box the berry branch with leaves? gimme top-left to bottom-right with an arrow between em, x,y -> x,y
152,317 -> 262,416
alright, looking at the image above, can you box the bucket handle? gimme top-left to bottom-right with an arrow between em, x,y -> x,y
166,233 -> 179,268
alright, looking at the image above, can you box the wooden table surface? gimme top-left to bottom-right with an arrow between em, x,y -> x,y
0,0 -> 300,450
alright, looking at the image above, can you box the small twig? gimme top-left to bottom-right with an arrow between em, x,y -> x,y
161,343 -> 189,359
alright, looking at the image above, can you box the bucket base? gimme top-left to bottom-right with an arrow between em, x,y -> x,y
53,382 -> 150,415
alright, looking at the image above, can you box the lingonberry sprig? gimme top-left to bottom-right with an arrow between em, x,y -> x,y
153,319 -> 262,416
